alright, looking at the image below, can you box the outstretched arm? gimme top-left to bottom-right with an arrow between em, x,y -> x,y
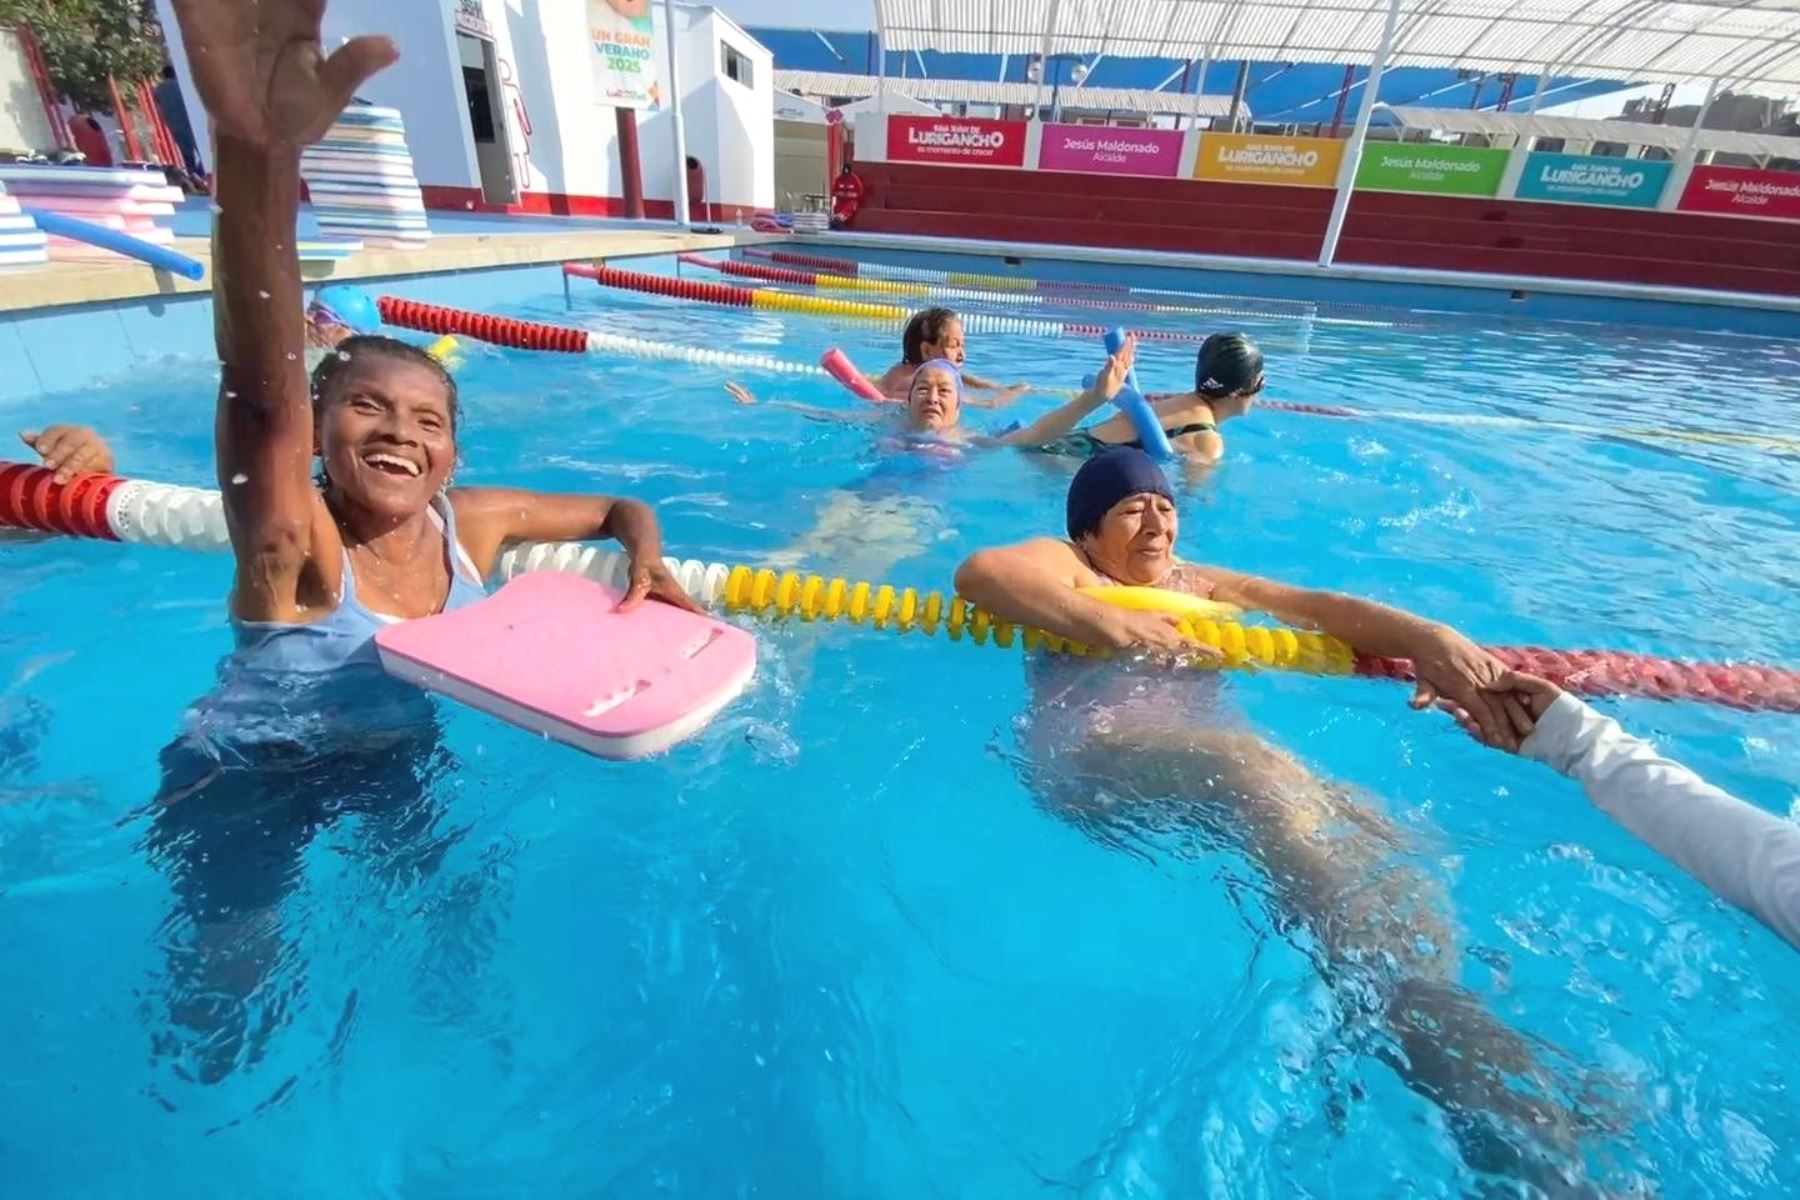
170,0 -> 395,617
1194,565 -> 1532,749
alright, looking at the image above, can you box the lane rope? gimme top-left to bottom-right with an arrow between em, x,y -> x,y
4,462 -> 1795,713
564,262 -> 1208,343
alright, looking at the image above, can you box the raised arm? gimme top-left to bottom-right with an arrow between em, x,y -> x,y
989,337 -> 1135,448
170,0 -> 395,614
450,486 -> 700,611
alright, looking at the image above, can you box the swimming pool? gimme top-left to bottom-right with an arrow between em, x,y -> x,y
2,248 -> 1797,1197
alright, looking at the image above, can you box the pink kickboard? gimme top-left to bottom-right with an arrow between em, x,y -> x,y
375,571 -> 756,760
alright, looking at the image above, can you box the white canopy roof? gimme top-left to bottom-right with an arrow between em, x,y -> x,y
1377,104 -> 1800,157
873,0 -> 1800,90
773,69 -> 1238,115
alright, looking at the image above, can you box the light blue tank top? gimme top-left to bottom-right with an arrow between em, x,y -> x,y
183,494 -> 488,750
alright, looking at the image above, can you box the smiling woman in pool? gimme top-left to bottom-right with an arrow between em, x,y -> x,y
147,0 -> 700,1084
178,0 -> 696,663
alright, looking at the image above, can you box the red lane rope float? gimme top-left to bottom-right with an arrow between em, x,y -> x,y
0,461 -> 123,539
376,296 -> 591,353
1353,649 -> 1800,714
4,461 -> 1796,714
1261,399 -> 1362,418
564,261 -> 756,307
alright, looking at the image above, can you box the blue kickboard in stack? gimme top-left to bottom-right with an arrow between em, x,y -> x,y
0,180 -> 49,268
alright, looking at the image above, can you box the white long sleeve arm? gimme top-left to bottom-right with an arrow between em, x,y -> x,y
1521,693 -> 1800,950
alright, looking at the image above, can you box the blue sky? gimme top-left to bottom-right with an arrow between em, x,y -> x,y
718,0 -> 870,31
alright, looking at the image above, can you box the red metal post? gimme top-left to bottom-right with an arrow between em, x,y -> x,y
136,80 -> 177,165
614,106 -> 645,219
11,23 -> 72,150
107,75 -> 144,160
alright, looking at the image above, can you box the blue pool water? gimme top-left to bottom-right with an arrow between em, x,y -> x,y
2,252 -> 1798,1197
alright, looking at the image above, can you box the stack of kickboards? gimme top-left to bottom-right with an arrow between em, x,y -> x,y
0,164 -> 180,261
299,104 -> 431,252
0,181 -> 49,268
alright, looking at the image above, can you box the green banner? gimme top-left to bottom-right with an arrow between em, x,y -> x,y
1355,143 -> 1509,196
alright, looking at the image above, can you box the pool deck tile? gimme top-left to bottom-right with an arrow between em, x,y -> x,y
0,226 -> 771,317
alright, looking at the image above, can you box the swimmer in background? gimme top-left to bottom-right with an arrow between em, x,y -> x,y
873,307 -> 1030,406
145,0 -> 699,1082
955,448 -> 1605,1195
1059,332 -> 1264,465
735,339 -> 1141,452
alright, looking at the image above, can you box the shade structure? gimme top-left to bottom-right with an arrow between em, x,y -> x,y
1376,104 -> 1800,159
874,0 -> 1800,90
773,69 -> 1241,117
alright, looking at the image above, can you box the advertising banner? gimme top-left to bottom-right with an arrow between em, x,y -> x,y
1678,165 -> 1800,221
1355,144 -> 1508,196
588,0 -> 661,110
1193,133 -> 1342,186
1513,152 -> 1670,208
886,115 -> 1028,167
1039,123 -> 1183,177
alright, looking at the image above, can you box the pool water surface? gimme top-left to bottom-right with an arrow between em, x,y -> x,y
1,254 -> 1797,1197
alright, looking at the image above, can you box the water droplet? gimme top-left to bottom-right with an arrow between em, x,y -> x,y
258,290 -> 271,300
230,473 -> 248,485
286,352 -> 297,361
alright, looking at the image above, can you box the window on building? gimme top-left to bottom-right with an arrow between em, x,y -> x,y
720,41 -> 755,89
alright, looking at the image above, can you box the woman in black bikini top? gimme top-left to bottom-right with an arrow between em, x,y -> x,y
1064,332 -> 1264,464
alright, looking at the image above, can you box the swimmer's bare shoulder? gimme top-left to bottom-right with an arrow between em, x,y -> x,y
875,361 -> 912,398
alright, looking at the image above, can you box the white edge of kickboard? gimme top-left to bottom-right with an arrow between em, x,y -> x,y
376,646 -> 756,761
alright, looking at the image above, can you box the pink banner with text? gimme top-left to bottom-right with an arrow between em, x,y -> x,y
1037,123 -> 1184,178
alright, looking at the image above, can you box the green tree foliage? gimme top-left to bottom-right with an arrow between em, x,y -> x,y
0,0 -> 166,112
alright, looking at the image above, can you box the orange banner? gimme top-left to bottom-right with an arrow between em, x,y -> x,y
1193,134 -> 1344,187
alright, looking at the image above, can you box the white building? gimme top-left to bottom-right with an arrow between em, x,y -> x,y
153,0 -> 774,219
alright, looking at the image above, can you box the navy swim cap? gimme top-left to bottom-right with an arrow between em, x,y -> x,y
1066,447 -> 1173,540
1195,332 -> 1264,398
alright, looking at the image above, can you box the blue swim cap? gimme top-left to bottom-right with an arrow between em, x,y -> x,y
909,358 -> 964,400
1066,447 -> 1173,540
312,285 -> 381,334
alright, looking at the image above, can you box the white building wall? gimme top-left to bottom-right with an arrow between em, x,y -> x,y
152,0 -> 480,191
154,0 -> 771,214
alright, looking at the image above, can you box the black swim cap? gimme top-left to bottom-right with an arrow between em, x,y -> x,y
1066,447 -> 1173,540
1194,332 -> 1264,398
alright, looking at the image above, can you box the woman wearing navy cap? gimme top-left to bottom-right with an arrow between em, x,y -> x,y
955,448 -> 1597,1195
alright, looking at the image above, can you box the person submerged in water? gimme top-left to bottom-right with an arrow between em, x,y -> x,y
954,448 -> 1605,1195
1060,332 -> 1264,465
145,0 -> 700,1083
873,307 -> 1030,406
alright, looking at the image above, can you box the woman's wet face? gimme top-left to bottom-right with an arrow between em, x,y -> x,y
921,319 -> 966,366
1087,492 -> 1178,583
316,353 -> 456,520
907,365 -> 961,431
